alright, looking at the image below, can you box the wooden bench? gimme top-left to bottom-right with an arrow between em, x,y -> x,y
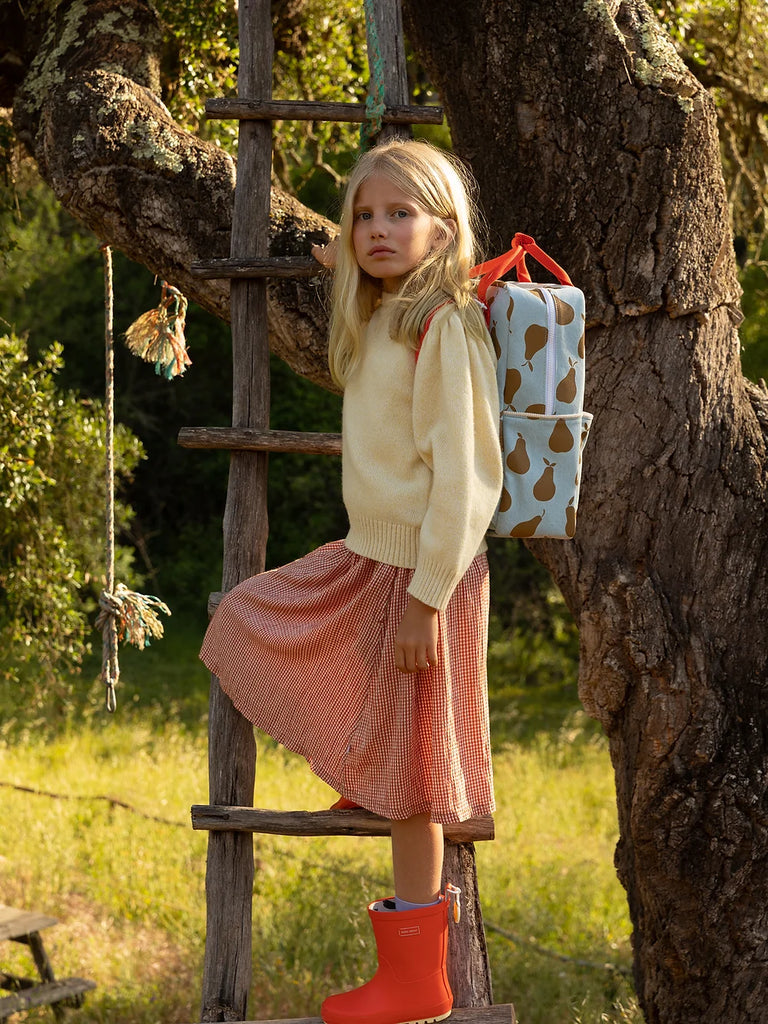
0,906 -> 95,1021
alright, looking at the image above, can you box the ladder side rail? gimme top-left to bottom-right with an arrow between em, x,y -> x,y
367,0 -> 411,143
201,0 -> 273,1020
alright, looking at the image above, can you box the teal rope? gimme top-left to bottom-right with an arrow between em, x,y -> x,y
361,0 -> 386,149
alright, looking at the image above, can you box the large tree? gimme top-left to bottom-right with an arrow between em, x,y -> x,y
4,1 -> 768,1021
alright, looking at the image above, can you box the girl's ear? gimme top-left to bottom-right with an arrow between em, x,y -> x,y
431,218 -> 457,252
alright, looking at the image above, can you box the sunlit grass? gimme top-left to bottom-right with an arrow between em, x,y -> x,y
0,613 -> 641,1024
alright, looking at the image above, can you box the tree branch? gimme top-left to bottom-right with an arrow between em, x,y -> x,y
11,0 -> 337,388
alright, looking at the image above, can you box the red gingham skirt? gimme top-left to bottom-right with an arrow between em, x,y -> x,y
200,540 -> 494,824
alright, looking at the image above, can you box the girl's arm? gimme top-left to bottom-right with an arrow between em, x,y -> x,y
394,595 -> 439,674
409,307 -> 503,610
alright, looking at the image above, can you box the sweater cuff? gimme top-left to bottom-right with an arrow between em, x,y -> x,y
407,557 -> 462,611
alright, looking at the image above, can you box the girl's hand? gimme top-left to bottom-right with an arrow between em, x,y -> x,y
311,237 -> 338,269
395,596 -> 439,674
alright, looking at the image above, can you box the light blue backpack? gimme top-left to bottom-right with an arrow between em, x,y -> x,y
472,234 -> 593,539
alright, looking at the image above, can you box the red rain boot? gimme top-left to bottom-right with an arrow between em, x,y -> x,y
321,894 -> 454,1024
329,796 -> 362,810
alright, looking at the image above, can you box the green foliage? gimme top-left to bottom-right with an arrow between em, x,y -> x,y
739,244 -> 768,383
0,332 -> 143,700
654,0 -> 768,262
271,0 -> 366,212
153,0 -> 240,151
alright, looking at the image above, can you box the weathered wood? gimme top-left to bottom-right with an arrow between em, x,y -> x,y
190,256 -> 320,279
0,972 -> 35,991
178,428 -> 342,456
0,979 -> 96,1019
180,1009 -> 515,1024
200,1 -> 270,1021
191,806 -> 495,843
443,843 -> 493,1007
204,99 -> 442,124
0,908 -> 57,943
26,932 -> 55,987
366,0 -> 412,143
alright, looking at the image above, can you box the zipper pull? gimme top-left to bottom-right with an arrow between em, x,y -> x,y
445,883 -> 462,924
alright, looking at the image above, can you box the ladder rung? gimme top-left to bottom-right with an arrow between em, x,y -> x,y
190,256 -> 320,280
180,1009 -> 516,1024
178,428 -> 342,456
205,99 -> 444,124
192,806 -> 495,844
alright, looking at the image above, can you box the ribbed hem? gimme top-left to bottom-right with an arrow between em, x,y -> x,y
345,515 -> 420,569
345,517 -> 489,610
407,556 -> 462,611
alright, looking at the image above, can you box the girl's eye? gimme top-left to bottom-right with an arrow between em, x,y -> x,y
393,209 -> 409,219
356,211 -> 372,221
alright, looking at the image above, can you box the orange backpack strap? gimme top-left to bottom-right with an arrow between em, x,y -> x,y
415,300 -> 453,361
470,233 -> 573,306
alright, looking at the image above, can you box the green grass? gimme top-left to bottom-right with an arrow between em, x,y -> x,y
0,612 -> 641,1024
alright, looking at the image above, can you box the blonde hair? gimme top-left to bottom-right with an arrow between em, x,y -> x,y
328,139 -> 488,388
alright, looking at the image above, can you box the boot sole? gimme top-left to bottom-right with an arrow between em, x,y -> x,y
322,1013 -> 451,1024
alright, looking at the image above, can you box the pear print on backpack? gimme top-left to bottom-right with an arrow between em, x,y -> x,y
487,281 -> 593,539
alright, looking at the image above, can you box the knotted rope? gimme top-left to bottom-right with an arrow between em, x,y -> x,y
97,244 -> 172,712
361,0 -> 386,149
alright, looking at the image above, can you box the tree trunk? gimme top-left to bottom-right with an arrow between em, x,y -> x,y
402,1 -> 768,1021
8,0 -> 768,1020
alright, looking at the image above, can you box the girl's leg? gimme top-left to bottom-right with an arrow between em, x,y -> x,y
321,814 -> 451,1024
390,813 -> 444,904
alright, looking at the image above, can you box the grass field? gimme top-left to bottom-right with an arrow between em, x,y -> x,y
0,610 -> 641,1024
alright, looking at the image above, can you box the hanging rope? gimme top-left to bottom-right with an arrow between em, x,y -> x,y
96,244 -> 171,713
361,0 -> 386,149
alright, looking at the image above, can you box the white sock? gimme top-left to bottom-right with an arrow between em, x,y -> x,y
393,895 -> 441,912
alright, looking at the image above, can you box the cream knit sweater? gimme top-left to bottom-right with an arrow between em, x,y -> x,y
342,294 -> 503,610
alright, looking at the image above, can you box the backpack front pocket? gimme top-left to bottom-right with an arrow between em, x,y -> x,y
489,411 -> 593,539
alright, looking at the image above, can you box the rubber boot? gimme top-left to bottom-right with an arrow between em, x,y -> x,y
321,895 -> 452,1024
329,795 -> 362,810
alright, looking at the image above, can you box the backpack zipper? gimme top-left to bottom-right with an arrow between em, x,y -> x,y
542,288 -> 557,414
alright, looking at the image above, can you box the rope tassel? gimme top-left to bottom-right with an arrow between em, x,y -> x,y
125,281 -> 191,379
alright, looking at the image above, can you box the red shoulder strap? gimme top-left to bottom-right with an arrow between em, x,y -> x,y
470,233 -> 573,306
415,300 -> 453,361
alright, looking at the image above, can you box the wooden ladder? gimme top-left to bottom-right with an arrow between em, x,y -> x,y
181,3 -> 515,1023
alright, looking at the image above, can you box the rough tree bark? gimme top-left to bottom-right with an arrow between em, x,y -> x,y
5,0 -> 768,1021
402,1 -> 768,1021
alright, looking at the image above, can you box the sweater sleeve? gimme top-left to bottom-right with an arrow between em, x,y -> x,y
408,307 -> 503,610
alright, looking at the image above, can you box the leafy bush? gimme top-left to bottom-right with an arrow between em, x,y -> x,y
0,332 -> 143,702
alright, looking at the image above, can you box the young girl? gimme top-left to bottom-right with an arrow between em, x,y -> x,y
200,138 -> 503,1024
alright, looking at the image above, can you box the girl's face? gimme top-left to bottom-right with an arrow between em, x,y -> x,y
351,173 -> 440,292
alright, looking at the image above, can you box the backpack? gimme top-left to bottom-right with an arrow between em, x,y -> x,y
471,234 -> 593,539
